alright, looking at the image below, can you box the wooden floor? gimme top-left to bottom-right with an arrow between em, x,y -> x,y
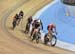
0,0 -> 75,54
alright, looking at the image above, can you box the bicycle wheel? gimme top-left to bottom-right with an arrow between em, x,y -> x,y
44,33 -> 49,45
36,37 -> 39,43
36,33 -> 41,43
50,35 -> 57,47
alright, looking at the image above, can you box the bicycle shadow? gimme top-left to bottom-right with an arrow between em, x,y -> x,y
18,29 -> 25,33
8,27 -> 14,30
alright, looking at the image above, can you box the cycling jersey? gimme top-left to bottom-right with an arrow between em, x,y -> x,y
19,11 -> 24,17
14,14 -> 19,20
47,24 -> 55,31
27,16 -> 33,24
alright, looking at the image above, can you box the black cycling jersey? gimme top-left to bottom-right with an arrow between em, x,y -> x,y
35,22 -> 40,28
15,14 -> 19,20
28,16 -> 33,24
32,21 -> 40,29
19,11 -> 24,16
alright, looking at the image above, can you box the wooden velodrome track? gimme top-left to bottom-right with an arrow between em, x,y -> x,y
0,0 -> 75,54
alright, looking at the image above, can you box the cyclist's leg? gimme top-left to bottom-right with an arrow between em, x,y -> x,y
17,18 -> 21,25
31,28 -> 38,41
28,23 -> 30,33
12,20 -> 17,29
25,22 -> 28,33
48,30 -> 53,41
44,34 -> 49,44
26,23 -> 30,33
36,28 -> 40,40
32,34 -> 36,41
17,15 -> 22,25
35,28 -> 40,43
30,27 -> 34,36
31,29 -> 36,41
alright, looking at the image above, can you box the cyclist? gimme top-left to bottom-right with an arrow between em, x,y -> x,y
17,10 -> 24,25
12,14 -> 19,29
19,10 -> 24,19
30,19 -> 43,41
44,23 -> 57,45
25,16 -> 33,33
47,23 -> 57,40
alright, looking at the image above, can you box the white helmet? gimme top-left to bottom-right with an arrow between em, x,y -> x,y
37,19 -> 41,23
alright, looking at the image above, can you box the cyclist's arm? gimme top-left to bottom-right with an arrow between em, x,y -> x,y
41,21 -> 43,30
54,26 -> 57,35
